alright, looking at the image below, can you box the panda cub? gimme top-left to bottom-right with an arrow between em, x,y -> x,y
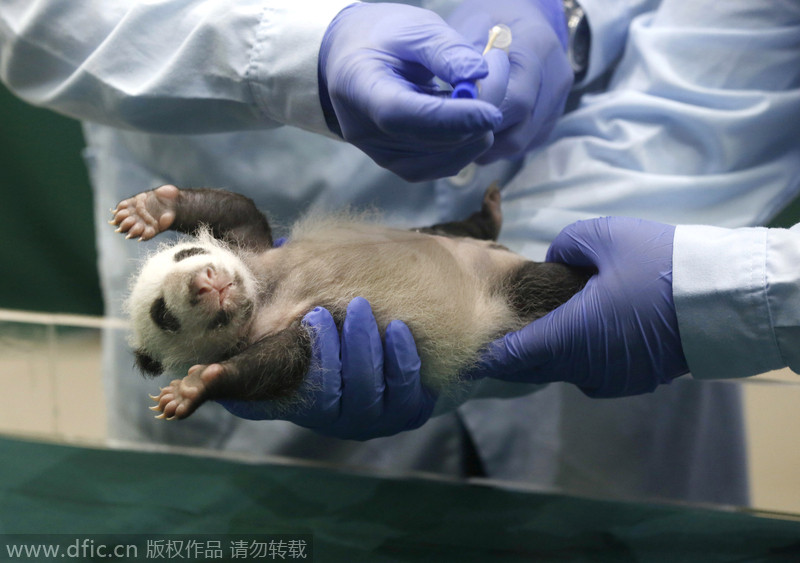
111,184 -> 590,420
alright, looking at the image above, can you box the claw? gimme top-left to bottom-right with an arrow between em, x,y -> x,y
149,405 -> 161,412
154,413 -> 167,420
148,394 -> 160,402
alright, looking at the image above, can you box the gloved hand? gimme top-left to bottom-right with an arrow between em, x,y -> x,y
220,297 -> 436,440
447,0 -> 573,164
318,2 -> 506,182
470,217 -> 690,397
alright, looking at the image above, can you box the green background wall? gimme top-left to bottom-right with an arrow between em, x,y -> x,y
0,84 -> 102,315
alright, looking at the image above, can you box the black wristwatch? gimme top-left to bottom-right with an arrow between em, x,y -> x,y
563,0 -> 591,81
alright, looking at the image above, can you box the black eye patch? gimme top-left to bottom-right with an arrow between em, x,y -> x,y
134,348 -> 164,377
150,297 -> 181,332
174,247 -> 208,262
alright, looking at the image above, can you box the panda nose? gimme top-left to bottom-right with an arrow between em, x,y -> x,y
192,267 -> 233,303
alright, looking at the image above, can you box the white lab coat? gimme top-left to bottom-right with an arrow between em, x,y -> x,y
675,224 -> 800,381
2,0 -> 798,506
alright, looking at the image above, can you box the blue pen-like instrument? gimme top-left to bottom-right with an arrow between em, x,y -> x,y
451,24 -> 512,99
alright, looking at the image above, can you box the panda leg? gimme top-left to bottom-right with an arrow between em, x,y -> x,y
150,321 -> 311,420
502,261 -> 593,322
111,185 -> 273,251
414,183 -> 503,241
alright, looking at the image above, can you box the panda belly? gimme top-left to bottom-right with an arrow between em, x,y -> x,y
248,226 -> 522,388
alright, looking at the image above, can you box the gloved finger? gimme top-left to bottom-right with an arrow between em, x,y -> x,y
284,306 -> 344,427
463,325 -> 535,382
217,306 -> 343,422
478,48 -> 511,108
365,131 -> 494,182
466,299 -> 584,385
492,37 -> 572,154
545,218 -> 611,269
333,59 -> 501,151
367,83 -> 502,141
338,297 -> 385,424
382,320 -> 436,432
477,101 -> 561,164
473,83 -> 542,163
500,37 -> 546,120
477,24 -> 572,162
387,15 -> 489,86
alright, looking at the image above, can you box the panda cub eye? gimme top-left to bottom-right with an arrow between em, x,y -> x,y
174,247 -> 208,262
150,296 -> 181,332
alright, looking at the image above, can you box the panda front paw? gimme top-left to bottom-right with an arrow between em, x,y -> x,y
149,363 -> 225,420
110,184 -> 180,241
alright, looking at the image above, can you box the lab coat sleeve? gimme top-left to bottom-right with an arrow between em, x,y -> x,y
673,224 -> 800,380
0,0 -> 353,135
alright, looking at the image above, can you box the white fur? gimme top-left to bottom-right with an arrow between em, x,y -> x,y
125,230 -> 258,372
126,218 -> 529,389
274,217 -> 527,388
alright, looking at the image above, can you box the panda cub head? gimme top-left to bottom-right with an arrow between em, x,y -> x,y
125,230 -> 258,377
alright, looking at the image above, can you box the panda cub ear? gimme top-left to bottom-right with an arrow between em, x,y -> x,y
134,349 -> 164,377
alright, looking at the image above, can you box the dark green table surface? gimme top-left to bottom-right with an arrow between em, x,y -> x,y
1,436 -> 799,562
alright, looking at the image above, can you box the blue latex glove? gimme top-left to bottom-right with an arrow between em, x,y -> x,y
471,217 -> 690,397
318,2 -> 505,182
220,297 -> 436,440
447,0 -> 573,164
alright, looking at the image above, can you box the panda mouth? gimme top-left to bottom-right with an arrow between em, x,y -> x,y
209,282 -> 234,306
187,266 -> 252,330
191,267 -> 236,308
195,283 -> 239,323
